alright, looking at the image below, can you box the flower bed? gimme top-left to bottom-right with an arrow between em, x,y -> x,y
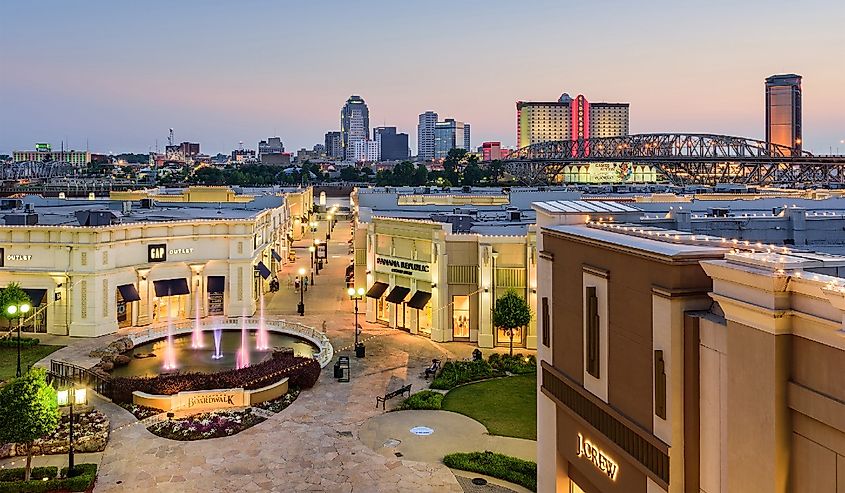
443,451 -> 536,492
147,409 -> 265,441
397,390 -> 443,410
0,463 -> 97,493
253,387 -> 300,413
110,353 -> 320,404
143,387 -> 301,441
430,360 -> 501,390
119,403 -> 163,420
0,410 -> 109,460
0,337 -> 39,348
488,353 -> 536,375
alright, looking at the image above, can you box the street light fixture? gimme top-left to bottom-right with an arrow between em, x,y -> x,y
297,267 -> 306,316
347,286 -> 366,358
57,386 -> 87,476
314,238 -> 323,269
308,245 -> 316,284
7,302 -> 31,378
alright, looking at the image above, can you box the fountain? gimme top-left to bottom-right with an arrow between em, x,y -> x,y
163,317 -> 178,370
211,327 -> 224,360
191,292 -> 203,349
256,295 -> 269,351
235,315 -> 250,369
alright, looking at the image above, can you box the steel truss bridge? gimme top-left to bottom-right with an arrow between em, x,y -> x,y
494,133 -> 845,186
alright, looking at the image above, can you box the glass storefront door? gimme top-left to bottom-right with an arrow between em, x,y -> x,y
116,292 -> 132,328
153,295 -> 186,322
452,295 -> 470,338
497,326 -> 524,347
377,296 -> 389,323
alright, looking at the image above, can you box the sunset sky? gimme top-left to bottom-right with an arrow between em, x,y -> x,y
2,0 -> 844,155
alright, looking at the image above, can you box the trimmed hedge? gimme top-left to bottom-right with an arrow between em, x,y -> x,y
397,390 -> 443,410
488,353 -> 536,375
0,463 -> 97,493
0,337 -> 40,348
110,353 -> 320,404
430,360 -> 501,390
0,466 -> 57,482
443,451 -> 536,492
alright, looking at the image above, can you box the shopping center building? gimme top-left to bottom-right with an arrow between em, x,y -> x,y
534,200 -> 845,492
351,187 -> 588,350
0,187 -> 312,337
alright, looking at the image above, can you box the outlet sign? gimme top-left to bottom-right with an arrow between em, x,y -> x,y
577,433 -> 618,481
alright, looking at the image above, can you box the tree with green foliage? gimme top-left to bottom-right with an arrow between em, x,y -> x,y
339,166 -> 359,182
0,368 -> 60,480
487,160 -> 504,185
414,163 -> 429,186
492,290 -> 532,356
0,283 -> 31,331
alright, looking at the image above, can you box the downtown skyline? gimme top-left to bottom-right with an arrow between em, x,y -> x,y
2,0 -> 844,155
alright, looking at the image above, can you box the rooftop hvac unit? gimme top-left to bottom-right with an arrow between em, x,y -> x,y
509,210 -> 521,221
4,213 -> 38,226
140,198 -> 154,209
24,203 -> 35,213
122,201 -> 132,214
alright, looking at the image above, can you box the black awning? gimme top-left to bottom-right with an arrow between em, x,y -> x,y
255,261 -> 271,279
153,278 -> 190,297
207,276 -> 226,293
117,284 -> 141,302
365,281 -> 389,299
271,249 -> 282,262
385,286 -> 410,304
22,288 -> 47,306
407,291 -> 432,310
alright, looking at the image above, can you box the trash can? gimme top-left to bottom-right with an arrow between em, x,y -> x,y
355,343 -> 366,358
333,361 -> 343,378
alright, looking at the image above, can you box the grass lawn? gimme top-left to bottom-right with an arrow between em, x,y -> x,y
0,345 -> 64,381
442,373 -> 537,440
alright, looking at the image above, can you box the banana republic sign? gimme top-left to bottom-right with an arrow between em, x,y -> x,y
577,433 -> 619,481
376,256 -> 430,279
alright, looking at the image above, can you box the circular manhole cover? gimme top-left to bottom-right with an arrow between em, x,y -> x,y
471,478 -> 488,486
409,426 -> 434,436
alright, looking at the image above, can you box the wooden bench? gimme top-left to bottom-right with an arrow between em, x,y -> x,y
376,384 -> 411,409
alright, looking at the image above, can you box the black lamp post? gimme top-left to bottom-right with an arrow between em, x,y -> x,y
297,267 -> 306,316
7,302 -> 31,378
58,386 -> 87,476
309,245 -> 316,284
348,287 -> 366,358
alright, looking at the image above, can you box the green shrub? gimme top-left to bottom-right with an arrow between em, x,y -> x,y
0,463 -> 96,493
488,353 -> 536,375
0,466 -> 57,481
430,360 -> 500,390
0,337 -> 40,348
397,390 -> 443,410
443,451 -> 536,491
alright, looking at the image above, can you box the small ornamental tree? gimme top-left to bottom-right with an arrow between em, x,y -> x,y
492,290 -> 532,356
0,282 -> 32,332
0,368 -> 60,481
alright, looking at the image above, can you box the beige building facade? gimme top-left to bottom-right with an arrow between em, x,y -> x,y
534,202 -> 845,493
354,217 -> 537,349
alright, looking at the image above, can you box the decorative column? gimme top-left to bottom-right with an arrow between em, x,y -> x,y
136,268 -> 151,326
478,245 -> 495,348
189,264 -> 205,319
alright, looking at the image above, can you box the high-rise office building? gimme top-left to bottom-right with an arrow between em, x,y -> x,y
765,74 -> 802,154
480,141 -> 508,161
325,131 -> 343,159
417,111 -> 438,161
341,95 -> 370,160
352,139 -> 380,163
373,127 -> 409,161
258,137 -> 284,158
434,119 -> 471,160
516,93 -> 629,148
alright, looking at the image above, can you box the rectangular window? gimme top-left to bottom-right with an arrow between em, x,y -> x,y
452,295 -> 470,338
586,286 -> 600,378
654,349 -> 667,419
541,297 -> 550,347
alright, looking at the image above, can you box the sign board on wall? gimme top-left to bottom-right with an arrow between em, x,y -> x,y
576,433 -> 619,481
176,388 -> 245,411
148,244 -> 166,262
208,292 -> 224,315
375,255 -> 431,281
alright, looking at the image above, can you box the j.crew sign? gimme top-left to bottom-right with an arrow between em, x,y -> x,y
577,433 -> 619,481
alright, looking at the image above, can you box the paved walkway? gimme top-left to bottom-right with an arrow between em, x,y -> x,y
359,410 -> 536,464
17,218 -> 535,492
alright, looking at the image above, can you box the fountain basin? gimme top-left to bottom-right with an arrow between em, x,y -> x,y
111,330 -> 316,378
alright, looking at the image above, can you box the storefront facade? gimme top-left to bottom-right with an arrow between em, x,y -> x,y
0,200 -> 291,337
358,217 -> 537,349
